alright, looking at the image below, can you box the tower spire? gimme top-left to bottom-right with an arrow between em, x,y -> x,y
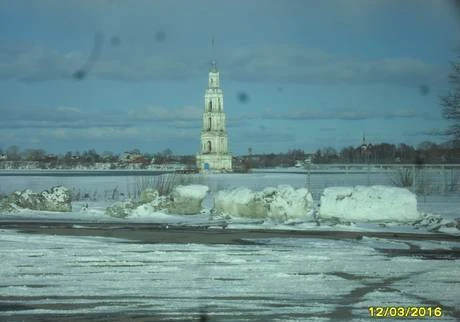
211,35 -> 217,72
211,35 -> 215,57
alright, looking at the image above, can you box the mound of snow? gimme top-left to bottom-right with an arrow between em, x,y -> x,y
319,185 -> 420,223
106,200 -> 137,218
1,186 -> 72,212
213,185 -> 314,222
139,188 -> 159,204
173,185 -> 209,199
413,213 -> 460,235
106,195 -> 171,218
264,185 -> 314,221
169,184 -> 209,215
106,185 -> 210,218
214,187 -> 266,219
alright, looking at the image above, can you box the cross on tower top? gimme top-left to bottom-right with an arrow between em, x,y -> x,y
210,36 -> 218,72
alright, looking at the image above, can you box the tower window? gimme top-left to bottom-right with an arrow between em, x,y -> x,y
208,117 -> 212,130
209,100 -> 212,111
207,141 -> 212,153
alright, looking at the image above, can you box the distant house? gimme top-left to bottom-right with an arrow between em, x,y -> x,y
44,154 -> 58,162
0,153 -> 7,161
119,151 -> 150,165
101,154 -> 115,162
119,151 -> 142,163
129,156 -> 150,165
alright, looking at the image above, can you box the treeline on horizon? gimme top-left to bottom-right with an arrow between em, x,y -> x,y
1,139 -> 460,168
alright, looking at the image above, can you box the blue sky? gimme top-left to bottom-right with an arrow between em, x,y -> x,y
0,0 -> 459,155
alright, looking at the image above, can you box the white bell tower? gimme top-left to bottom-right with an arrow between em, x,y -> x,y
196,56 -> 232,172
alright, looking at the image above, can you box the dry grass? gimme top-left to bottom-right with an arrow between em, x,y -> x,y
131,173 -> 204,199
388,167 -> 413,188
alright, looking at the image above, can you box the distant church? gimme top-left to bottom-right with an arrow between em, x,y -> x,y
196,60 -> 232,172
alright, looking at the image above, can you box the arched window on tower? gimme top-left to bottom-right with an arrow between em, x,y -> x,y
208,100 -> 212,112
207,141 -> 212,153
208,117 -> 212,130
218,98 -> 221,111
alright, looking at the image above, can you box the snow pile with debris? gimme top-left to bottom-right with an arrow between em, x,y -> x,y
106,185 -> 209,218
1,186 -> 72,212
213,185 -> 314,222
412,213 -> 460,235
139,188 -> 160,203
319,185 -> 420,223
105,199 -> 139,218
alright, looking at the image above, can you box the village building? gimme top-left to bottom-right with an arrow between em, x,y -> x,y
196,60 -> 232,172
119,151 -> 143,163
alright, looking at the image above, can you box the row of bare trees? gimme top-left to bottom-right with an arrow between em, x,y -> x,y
0,146 -> 200,169
239,141 -> 460,168
1,139 -> 459,169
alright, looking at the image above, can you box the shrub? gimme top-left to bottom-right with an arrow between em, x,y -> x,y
389,167 -> 413,188
131,173 -> 204,200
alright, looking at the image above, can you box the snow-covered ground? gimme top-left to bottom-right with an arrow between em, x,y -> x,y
0,229 -> 458,321
0,172 -> 459,320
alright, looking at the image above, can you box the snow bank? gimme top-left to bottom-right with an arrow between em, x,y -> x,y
172,185 -> 209,199
213,185 -> 314,221
106,195 -> 171,218
106,184 -> 210,218
1,186 -> 72,212
413,213 -> 460,235
105,200 -> 137,218
319,185 -> 420,223
214,187 -> 265,218
139,188 -> 159,203
169,184 -> 209,215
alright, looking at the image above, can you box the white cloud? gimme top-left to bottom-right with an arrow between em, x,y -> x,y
243,106 -> 422,121
30,123 -> 199,142
56,106 -> 82,114
0,103 -> 202,130
223,46 -> 447,85
0,45 -> 84,81
126,106 -> 202,122
403,128 -> 447,137
0,43 -> 447,85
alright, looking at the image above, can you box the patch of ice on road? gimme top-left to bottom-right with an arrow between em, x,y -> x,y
1,231 -> 459,320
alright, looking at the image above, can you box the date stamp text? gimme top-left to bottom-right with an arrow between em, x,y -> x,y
368,306 -> 443,318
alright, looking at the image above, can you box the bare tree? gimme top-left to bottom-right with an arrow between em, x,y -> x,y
6,145 -> 21,161
440,57 -> 460,143
24,149 -> 46,161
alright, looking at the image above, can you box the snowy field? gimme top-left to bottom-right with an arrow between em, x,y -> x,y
0,229 -> 459,321
0,172 -> 459,320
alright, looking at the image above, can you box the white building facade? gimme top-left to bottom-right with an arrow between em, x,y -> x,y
196,61 -> 232,172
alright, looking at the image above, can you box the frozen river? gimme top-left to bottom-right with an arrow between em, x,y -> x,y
0,226 -> 459,321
